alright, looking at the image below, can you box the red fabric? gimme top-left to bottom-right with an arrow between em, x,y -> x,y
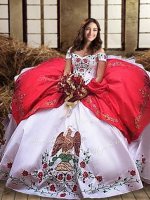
12,58 -> 65,123
82,59 -> 150,142
12,57 -> 150,143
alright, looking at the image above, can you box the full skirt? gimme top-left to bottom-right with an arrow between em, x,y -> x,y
0,102 -> 150,199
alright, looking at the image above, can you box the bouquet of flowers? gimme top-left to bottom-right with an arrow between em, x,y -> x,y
58,74 -> 88,103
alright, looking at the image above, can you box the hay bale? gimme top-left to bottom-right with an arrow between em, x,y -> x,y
134,51 -> 150,72
0,35 -> 64,86
0,35 -> 64,138
0,86 -> 12,138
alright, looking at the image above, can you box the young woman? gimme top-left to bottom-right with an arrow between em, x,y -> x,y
0,18 -> 150,199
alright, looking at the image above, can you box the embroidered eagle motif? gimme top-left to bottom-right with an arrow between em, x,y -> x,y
51,128 -> 81,157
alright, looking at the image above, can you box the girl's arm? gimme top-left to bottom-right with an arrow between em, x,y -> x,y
95,49 -> 107,82
95,61 -> 106,82
64,59 -> 72,75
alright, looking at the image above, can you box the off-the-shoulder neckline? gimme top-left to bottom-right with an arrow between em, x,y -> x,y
72,52 -> 105,58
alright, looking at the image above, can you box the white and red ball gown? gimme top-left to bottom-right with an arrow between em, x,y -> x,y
0,48 -> 150,199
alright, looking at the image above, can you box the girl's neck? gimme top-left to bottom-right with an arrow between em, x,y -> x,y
82,43 -> 92,56
83,41 -> 91,51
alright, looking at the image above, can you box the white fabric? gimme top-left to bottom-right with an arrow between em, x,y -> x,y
97,52 -> 107,62
66,47 -> 72,59
0,54 -> 150,199
0,102 -> 150,199
71,53 -> 98,84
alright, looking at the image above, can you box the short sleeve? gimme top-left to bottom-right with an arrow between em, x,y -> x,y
66,47 -> 72,59
97,52 -> 107,62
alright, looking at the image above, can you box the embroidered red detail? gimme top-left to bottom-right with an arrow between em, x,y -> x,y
7,162 -> 12,168
22,170 -> 29,176
80,161 -> 86,168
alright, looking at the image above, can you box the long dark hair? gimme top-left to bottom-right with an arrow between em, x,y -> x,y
71,18 -> 103,54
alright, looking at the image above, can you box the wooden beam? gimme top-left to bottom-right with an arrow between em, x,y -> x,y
9,0 -> 23,41
60,0 -> 89,52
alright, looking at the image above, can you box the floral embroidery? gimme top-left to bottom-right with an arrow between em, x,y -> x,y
97,52 -> 107,62
135,76 -> 150,129
22,170 -> 29,176
12,88 -> 26,119
38,75 -> 54,82
136,155 -> 146,173
0,129 -> 145,197
71,54 -> 97,84
0,148 -> 143,197
129,170 -> 136,176
84,96 -> 101,117
84,96 -> 93,104
80,161 -> 86,168
108,61 -> 122,68
7,162 -> 13,169
46,99 -> 58,106
102,113 -> 118,123
84,98 -> 118,124
83,58 -> 88,63
76,58 -> 81,62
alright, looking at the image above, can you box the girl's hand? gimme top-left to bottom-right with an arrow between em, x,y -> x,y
95,77 -> 101,82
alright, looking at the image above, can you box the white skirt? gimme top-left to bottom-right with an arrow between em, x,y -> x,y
0,102 -> 150,199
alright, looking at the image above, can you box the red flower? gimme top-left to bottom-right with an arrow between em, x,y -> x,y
83,58 -> 88,63
142,158 -> 146,164
80,161 -> 86,168
76,58 -> 81,62
60,193 -> 66,197
43,163 -> 48,168
79,68 -> 84,72
50,184 -> 55,191
83,171 -> 88,178
22,170 -> 28,176
57,174 -> 63,180
38,172 -> 43,179
58,74 -> 87,102
130,170 -> 136,176
72,184 -> 77,192
95,176 -> 102,182
66,174 -> 72,180
7,162 -> 12,168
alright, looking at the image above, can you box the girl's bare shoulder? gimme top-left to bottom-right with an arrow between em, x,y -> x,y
96,48 -> 105,54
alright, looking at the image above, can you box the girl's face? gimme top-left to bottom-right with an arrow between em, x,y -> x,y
84,22 -> 98,43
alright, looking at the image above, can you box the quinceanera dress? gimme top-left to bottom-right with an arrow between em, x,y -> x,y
0,48 -> 150,199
